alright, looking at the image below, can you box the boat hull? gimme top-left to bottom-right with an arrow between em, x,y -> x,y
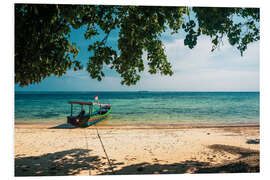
67,105 -> 111,127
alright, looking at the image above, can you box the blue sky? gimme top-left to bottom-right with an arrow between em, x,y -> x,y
15,14 -> 260,92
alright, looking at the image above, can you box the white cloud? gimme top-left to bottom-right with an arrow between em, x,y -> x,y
164,37 -> 213,71
136,35 -> 260,91
138,69 -> 259,91
164,36 -> 259,72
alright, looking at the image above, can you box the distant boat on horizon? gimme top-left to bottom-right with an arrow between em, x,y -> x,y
137,90 -> 150,93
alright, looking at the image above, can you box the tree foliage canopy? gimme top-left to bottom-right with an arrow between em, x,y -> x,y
15,4 -> 260,87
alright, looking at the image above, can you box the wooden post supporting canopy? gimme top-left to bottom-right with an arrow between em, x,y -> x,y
71,104 -> 73,117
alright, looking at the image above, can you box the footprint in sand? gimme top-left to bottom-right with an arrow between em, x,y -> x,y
125,156 -> 136,161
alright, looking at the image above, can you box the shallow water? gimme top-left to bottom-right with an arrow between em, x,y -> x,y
15,91 -> 259,126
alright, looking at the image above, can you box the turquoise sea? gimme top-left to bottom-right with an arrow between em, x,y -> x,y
15,91 -> 259,126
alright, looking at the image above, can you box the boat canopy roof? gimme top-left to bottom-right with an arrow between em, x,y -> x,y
68,101 -> 111,106
68,101 -> 93,106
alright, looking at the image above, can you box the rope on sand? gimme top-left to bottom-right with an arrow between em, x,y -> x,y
95,126 -> 115,174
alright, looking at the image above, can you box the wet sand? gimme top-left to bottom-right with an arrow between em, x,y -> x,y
14,124 -> 260,176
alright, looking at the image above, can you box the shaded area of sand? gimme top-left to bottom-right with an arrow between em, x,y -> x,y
14,124 -> 260,176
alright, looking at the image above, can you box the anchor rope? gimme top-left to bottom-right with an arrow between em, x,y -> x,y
95,126 -> 115,174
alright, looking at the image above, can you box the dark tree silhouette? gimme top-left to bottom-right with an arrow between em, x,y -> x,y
15,5 -> 259,86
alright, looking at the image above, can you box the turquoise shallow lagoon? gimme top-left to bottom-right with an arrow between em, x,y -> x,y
15,91 -> 259,126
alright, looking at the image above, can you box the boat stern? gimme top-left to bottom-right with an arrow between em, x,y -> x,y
67,116 -> 80,126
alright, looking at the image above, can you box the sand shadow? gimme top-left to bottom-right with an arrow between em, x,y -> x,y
194,144 -> 260,173
101,161 -> 210,175
208,144 -> 259,158
100,144 -> 259,175
15,148 -> 121,176
246,139 -> 260,144
49,123 -> 77,129
15,144 -> 259,176
99,158 -> 259,175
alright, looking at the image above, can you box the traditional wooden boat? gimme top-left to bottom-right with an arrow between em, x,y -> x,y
67,101 -> 111,127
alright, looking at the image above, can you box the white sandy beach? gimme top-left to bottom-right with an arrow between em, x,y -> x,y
14,124 -> 260,176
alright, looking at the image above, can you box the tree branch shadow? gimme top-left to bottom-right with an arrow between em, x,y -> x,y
101,161 -> 211,175
15,144 -> 259,176
101,144 -> 259,175
194,144 -> 260,173
15,148 -> 121,176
